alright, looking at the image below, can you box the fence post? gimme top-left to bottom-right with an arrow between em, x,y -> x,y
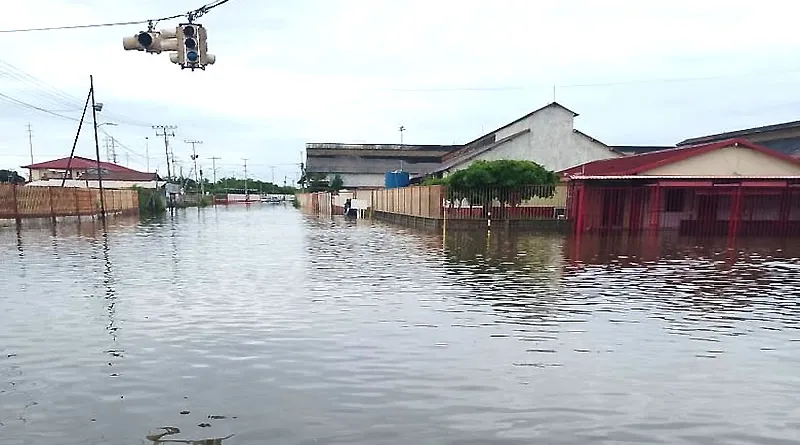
12,183 -> 20,222
48,187 -> 56,223
74,188 -> 80,221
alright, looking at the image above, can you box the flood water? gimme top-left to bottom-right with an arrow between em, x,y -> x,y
2,206 -> 800,445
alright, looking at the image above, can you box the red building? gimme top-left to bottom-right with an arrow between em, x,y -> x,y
561,139 -> 800,236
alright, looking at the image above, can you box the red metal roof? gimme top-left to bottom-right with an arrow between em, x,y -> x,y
21,156 -> 140,173
559,138 -> 800,177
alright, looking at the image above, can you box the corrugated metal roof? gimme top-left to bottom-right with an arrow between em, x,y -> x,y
22,156 -> 141,173
560,138 -> 800,177
306,156 -> 441,174
677,120 -> 800,146
570,175 -> 800,180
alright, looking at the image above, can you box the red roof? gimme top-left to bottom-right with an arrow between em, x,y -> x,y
559,138 -> 800,177
22,156 -> 140,173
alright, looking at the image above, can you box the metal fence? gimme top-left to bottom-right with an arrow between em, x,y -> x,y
573,183 -> 800,236
0,184 -> 139,220
443,184 -> 567,220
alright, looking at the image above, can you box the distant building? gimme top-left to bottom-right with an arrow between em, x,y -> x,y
433,102 -> 622,177
305,143 -> 457,189
22,156 -> 161,189
678,120 -> 800,157
307,102 -> 622,189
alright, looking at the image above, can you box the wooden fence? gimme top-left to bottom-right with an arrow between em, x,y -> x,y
371,184 -> 568,220
372,185 -> 445,218
0,185 -> 139,220
296,191 -> 332,215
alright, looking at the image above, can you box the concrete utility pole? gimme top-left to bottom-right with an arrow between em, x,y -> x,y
399,125 -> 405,145
26,123 -> 33,180
152,125 -> 177,181
242,158 -> 249,199
209,156 -> 221,184
185,139 -> 203,192
144,137 -> 150,172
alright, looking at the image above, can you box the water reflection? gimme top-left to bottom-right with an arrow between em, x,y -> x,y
2,211 -> 800,444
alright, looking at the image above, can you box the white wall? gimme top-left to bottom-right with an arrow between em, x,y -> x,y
448,105 -> 621,174
339,173 -> 386,189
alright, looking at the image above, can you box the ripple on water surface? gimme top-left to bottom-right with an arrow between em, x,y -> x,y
1,208 -> 800,444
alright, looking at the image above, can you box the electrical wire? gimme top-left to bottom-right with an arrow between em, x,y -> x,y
0,0 -> 236,33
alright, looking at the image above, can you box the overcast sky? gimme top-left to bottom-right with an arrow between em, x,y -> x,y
2,0 -> 800,183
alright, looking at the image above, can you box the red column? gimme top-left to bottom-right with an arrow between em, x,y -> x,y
727,185 -> 743,237
647,185 -> 661,230
778,188 -> 791,236
573,183 -> 586,234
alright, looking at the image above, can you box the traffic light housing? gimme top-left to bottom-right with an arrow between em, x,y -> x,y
123,29 -> 178,53
124,23 -> 215,70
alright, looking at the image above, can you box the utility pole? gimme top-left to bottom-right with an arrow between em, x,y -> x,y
26,123 -> 33,181
110,137 -> 118,164
144,137 -> 150,172
242,158 -> 249,200
185,139 -> 202,193
89,75 -> 105,220
209,156 -> 221,184
270,166 -> 276,184
399,125 -> 406,145
125,152 -> 130,166
152,125 -> 176,181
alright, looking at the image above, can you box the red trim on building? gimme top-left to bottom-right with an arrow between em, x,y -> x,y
22,156 -> 141,173
560,138 -> 800,177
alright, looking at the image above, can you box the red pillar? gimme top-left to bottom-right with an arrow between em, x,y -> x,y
727,185 -> 743,238
778,187 -> 791,236
647,185 -> 661,230
573,183 -> 586,234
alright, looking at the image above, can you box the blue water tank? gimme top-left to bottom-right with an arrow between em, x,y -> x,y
385,170 -> 410,189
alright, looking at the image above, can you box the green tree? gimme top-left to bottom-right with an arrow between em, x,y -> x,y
442,160 -> 558,213
328,174 -> 344,193
0,169 -> 25,184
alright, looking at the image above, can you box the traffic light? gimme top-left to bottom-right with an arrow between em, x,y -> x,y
124,23 -> 215,70
198,26 -> 216,66
123,29 -> 178,54
180,23 -> 201,68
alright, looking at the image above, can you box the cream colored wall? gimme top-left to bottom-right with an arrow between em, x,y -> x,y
644,145 -> 800,176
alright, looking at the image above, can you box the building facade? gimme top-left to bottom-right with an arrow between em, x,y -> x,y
22,156 -> 160,189
434,102 -> 622,176
305,143 -> 456,189
306,102 -> 624,189
562,139 -> 800,236
678,120 -> 800,157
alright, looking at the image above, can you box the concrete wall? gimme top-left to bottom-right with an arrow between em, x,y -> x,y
336,173 -> 386,189
447,105 -> 621,174
644,145 -> 800,176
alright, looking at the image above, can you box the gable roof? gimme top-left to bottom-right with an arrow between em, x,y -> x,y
432,129 -> 531,174
677,120 -> 800,146
460,101 -> 578,149
559,138 -> 800,177
22,156 -> 140,173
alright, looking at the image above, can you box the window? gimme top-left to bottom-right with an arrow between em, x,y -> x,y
663,188 -> 685,212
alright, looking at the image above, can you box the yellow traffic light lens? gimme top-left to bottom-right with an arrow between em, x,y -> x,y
185,38 -> 197,49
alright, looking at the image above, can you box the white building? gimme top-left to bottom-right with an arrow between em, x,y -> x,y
305,102 -> 623,189
434,102 -> 622,176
